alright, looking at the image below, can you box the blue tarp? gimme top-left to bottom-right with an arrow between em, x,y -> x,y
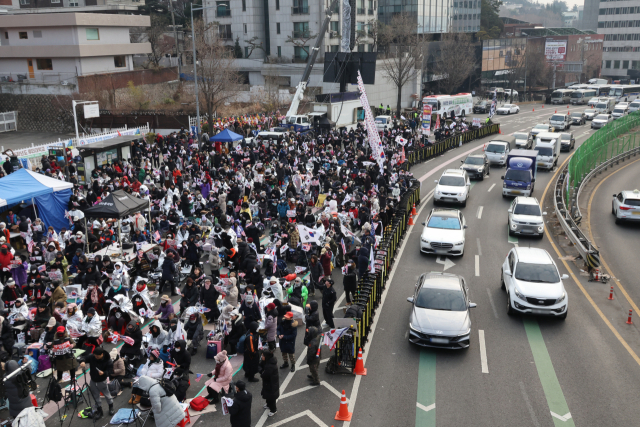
0,169 -> 73,232
210,129 -> 243,143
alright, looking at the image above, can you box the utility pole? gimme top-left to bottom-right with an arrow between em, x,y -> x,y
168,0 -> 181,78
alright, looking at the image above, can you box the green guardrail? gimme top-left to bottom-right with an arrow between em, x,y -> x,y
567,111 -> 640,206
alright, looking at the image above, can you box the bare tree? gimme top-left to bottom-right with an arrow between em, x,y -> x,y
131,14 -> 174,68
285,31 -> 317,62
378,14 -> 425,117
192,18 -> 243,130
433,33 -> 476,95
244,36 -> 265,58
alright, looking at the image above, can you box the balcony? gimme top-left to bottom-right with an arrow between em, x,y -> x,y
368,8 -> 374,14
292,30 -> 311,38
291,5 -> 309,14
357,7 -> 365,14
216,9 -> 231,17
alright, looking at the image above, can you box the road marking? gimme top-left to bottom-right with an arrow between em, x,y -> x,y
418,145 -> 485,182
416,402 -> 436,413
541,155 -> 640,368
470,181 -> 478,191
343,193 -> 433,427
478,330 -> 488,373
477,206 -> 483,219
519,381 -> 541,427
266,410 -> 329,427
523,318 -> 575,427
415,351 -> 436,427
475,255 -> 480,276
487,183 -> 496,192
551,412 -> 573,422
508,226 -> 518,244
476,238 -> 482,256
486,289 -> 499,319
436,256 -> 456,271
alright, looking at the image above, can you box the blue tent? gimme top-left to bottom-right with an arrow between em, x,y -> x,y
0,169 -> 73,232
210,129 -> 243,143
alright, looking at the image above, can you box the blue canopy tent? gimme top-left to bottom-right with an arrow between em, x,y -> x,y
210,129 -> 243,143
0,169 -> 73,232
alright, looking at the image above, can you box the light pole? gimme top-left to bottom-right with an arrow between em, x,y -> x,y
190,2 -> 228,147
71,100 -> 99,142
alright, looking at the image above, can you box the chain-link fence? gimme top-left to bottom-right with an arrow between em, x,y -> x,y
567,112 -> 640,206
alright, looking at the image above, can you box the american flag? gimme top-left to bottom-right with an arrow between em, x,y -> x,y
223,322 -> 229,336
273,255 -> 277,274
340,238 -> 346,256
28,240 -> 35,253
153,231 -> 161,242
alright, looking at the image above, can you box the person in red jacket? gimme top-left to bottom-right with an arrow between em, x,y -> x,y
0,243 -> 14,284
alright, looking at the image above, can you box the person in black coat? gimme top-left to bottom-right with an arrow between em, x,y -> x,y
226,311 -> 246,355
304,300 -> 321,329
343,259 -> 358,305
239,295 -> 261,329
119,320 -> 143,362
199,277 -> 220,322
0,315 -> 15,354
260,352 -> 279,415
179,278 -> 199,315
4,360 -> 34,417
82,264 -> 101,289
245,223 -> 261,250
277,313 -> 297,371
243,322 -> 260,382
185,235 -> 200,267
356,245 -> 369,278
229,381 -> 252,427
159,251 -> 178,295
321,279 -> 337,328
170,339 -> 191,371
308,255 -> 323,297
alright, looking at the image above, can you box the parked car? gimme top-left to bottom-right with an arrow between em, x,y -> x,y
496,104 -> 520,115
375,115 -> 394,131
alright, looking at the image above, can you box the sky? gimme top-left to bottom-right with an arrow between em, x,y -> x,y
531,0 -> 584,10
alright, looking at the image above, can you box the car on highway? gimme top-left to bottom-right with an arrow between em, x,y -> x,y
569,111 -> 586,125
501,247 -> 569,319
496,104 -> 520,115
629,100 -> 640,112
612,189 -> 640,224
420,208 -> 467,256
407,272 -> 476,349
549,114 -> 571,131
507,196 -> 546,237
591,114 -> 613,129
514,132 -> 533,149
559,132 -> 575,151
484,137 -> 514,166
375,115 -> 394,131
612,105 -> 629,120
460,153 -> 490,180
587,97 -> 600,107
434,169 -> 470,206
473,100 -> 491,114
529,123 -> 549,138
583,108 -> 598,120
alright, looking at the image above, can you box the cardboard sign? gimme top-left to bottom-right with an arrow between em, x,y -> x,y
286,209 -> 296,218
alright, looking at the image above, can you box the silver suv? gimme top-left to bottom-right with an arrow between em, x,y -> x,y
508,196 -> 546,237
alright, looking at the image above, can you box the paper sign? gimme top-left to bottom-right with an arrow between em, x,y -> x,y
472,117 -> 482,127
48,270 -> 63,281
286,209 -> 296,217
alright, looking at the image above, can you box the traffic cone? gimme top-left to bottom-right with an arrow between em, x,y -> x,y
354,348 -> 367,375
411,203 -> 417,215
532,108 -> 535,112
542,105 -> 545,108
567,105 -> 569,109
499,128 -> 502,134
335,390 -> 352,421
408,213 -> 414,226
555,110 -> 557,113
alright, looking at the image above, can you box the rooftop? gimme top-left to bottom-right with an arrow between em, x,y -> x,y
520,27 -> 597,36
0,12 -> 150,28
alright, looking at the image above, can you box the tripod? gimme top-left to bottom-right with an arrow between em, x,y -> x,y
42,371 -> 65,427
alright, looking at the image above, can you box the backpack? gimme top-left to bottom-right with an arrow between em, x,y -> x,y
48,381 -> 63,402
107,379 -> 121,396
154,378 -> 176,397
189,396 -> 209,411
37,354 -> 52,372
15,369 -> 37,399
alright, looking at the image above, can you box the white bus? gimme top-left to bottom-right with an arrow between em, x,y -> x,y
607,85 -> 640,103
551,89 -> 574,104
422,93 -> 473,119
597,85 -> 612,97
570,89 -> 598,105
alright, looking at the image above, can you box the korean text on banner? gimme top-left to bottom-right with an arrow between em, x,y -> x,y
422,104 -> 432,135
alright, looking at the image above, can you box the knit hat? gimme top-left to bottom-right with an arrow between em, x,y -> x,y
87,307 -> 96,315
245,294 -> 254,304
47,318 -> 56,328
214,350 -> 228,363
269,276 -> 277,282
266,303 -> 276,311
109,348 -> 119,360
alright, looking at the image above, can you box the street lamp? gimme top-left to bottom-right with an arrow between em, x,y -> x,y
190,2 -> 229,147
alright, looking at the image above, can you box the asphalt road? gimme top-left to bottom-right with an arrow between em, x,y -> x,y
31,102 -> 640,427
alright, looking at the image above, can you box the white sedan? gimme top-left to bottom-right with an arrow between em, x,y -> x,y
496,104 -> 520,115
420,208 -> 467,257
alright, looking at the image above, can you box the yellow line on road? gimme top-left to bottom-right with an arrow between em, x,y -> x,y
586,157 -> 640,315
541,155 -> 640,367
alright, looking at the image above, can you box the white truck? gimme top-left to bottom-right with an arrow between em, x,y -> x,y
534,131 -> 561,170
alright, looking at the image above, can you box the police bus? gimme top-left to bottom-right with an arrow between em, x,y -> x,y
422,93 -> 473,119
607,85 -> 640,103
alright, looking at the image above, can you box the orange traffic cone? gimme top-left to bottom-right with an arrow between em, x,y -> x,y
408,213 -> 414,226
567,105 -> 569,109
411,203 -> 417,215
335,390 -> 352,421
532,108 -> 535,112
499,128 -> 502,134
555,110 -> 557,113
542,104 -> 544,108
354,348 -> 367,375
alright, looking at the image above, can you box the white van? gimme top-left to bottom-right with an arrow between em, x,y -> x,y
594,98 -> 616,114
534,132 -> 561,170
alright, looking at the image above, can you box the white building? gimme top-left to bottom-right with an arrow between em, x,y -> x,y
598,0 -> 640,79
0,13 -> 151,83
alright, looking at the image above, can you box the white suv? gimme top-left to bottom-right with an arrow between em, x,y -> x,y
501,247 -> 569,319
612,189 -> 640,224
508,197 -> 546,237
434,169 -> 470,207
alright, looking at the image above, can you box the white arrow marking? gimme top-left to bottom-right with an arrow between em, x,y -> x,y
416,402 -> 435,413
436,256 -> 456,271
550,411 -> 572,422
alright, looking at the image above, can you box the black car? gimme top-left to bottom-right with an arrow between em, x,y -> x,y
460,154 -> 490,180
570,112 -> 586,125
473,101 -> 490,114
560,133 -> 575,151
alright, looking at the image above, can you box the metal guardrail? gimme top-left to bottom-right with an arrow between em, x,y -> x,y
554,117 -> 640,269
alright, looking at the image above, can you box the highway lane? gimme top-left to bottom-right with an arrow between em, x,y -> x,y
345,109 -> 640,427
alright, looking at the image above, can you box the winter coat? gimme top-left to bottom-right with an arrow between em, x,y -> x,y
5,360 -> 34,417
260,356 -> 280,401
85,352 -> 114,383
161,257 -> 177,280
239,301 -> 261,327
112,355 -> 126,377
137,376 -> 185,427
277,319 -> 298,354
148,320 -> 169,349
343,264 -> 358,289
170,340 -> 191,371
199,285 -> 219,309
264,311 -> 278,342
51,285 -> 67,308
227,316 -> 246,348
183,317 -> 203,342
229,389 -> 252,427
243,324 -> 260,378
139,360 -> 164,378
305,300 -> 321,329
309,261 -> 323,287
154,301 -> 175,321
287,284 -> 308,308
277,202 -> 289,218
288,228 -> 300,248
357,246 -> 370,277
322,285 -> 337,311
225,282 -> 239,307
180,284 -> 199,308
205,358 -> 233,393
320,250 -> 332,276
305,327 -> 322,364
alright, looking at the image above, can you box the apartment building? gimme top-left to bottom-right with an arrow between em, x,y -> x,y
378,0 -> 480,34
597,0 -> 640,79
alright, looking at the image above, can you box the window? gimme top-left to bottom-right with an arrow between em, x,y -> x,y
293,22 -> 309,38
357,44 -> 364,52
4,32 -> 7,39
368,43 -> 373,52
19,0 -> 28,4
330,44 -> 339,52
276,0 -> 279,10
244,46 -> 249,57
614,60 -> 620,69
216,1 -> 231,17
623,60 -> 629,69
86,28 -> 100,40
244,24 -> 247,34
33,30 -> 42,38
242,0 -> 246,11
277,46 -> 282,57
51,0 -> 60,3
218,24 -> 232,39
294,45 -> 309,61
292,0 -> 308,14
277,23 -> 280,34
19,32 -> 28,39
36,58 -> 53,70
114,55 -> 127,68
330,21 -> 339,33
